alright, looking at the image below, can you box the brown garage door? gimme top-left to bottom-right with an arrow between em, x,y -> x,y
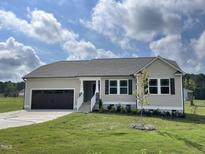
31,90 -> 74,109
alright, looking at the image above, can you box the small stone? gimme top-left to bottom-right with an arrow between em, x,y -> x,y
0,144 -> 12,150
128,123 -> 157,131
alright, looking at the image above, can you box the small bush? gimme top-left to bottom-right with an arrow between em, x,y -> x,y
153,109 -> 161,116
131,109 -> 138,114
179,113 -> 186,118
165,111 -> 171,117
99,107 -> 105,113
110,106 -> 116,113
99,99 -> 103,109
172,111 -> 185,118
160,111 -> 166,117
146,111 -> 152,116
107,104 -> 114,111
120,107 -> 126,114
116,104 -> 121,113
126,105 -> 131,113
140,109 -> 146,115
171,110 -> 177,117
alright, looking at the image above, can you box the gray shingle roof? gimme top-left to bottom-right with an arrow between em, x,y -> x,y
23,57 -> 182,79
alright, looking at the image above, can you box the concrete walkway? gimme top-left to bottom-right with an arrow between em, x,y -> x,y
0,110 -> 72,129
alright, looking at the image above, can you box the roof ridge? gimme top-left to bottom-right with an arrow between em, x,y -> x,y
91,56 -> 156,60
45,57 -> 157,64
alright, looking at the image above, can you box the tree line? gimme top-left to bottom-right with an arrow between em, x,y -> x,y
183,73 -> 205,100
0,81 -> 25,97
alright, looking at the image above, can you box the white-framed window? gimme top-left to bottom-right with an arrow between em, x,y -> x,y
160,79 -> 170,94
149,78 -> 170,95
149,79 -> 158,94
120,80 -> 128,94
109,80 -> 118,94
109,79 -> 128,95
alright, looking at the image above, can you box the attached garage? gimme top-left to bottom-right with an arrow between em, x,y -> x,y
31,89 -> 74,109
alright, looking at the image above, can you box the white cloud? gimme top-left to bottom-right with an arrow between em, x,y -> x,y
192,31 -> 205,59
63,40 -> 118,60
150,34 -> 186,62
85,0 -> 205,48
0,9 -> 77,44
150,33 -> 205,73
0,9 -> 118,60
0,37 -> 42,81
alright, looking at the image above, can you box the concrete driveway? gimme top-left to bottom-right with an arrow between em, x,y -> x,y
0,110 -> 72,129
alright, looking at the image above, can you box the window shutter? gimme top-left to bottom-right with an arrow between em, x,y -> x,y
170,78 -> 175,95
105,80 -> 109,95
128,80 -> 132,95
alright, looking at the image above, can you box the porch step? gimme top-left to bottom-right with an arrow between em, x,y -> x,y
78,102 -> 91,112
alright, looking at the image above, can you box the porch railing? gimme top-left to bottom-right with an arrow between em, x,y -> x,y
77,93 -> 83,111
91,93 -> 96,112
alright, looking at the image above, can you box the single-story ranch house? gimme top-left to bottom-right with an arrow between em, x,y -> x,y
23,56 -> 184,113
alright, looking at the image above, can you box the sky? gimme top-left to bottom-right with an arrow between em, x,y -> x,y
0,0 -> 205,81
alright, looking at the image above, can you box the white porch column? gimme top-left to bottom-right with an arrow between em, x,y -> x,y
80,79 -> 84,94
95,80 -> 99,93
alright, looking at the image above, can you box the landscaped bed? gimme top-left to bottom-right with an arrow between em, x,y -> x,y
0,100 -> 204,154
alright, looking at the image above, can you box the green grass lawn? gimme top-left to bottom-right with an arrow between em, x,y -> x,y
0,97 -> 23,113
0,100 -> 204,154
185,100 -> 205,115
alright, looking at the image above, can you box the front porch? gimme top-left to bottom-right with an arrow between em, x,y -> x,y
76,78 -> 100,112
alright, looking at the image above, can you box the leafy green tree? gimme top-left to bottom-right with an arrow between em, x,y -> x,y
4,82 -> 18,97
133,70 -> 149,117
16,82 -> 25,91
0,81 -> 5,94
184,73 -> 205,100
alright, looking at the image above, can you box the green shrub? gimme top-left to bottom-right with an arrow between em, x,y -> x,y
120,107 -> 126,114
153,109 -> 160,115
107,104 -> 114,111
126,105 -> 131,113
99,99 -> 103,109
99,107 -> 105,113
116,104 -> 121,113
110,106 -> 116,113
165,111 -> 171,117
171,110 -> 177,117
146,111 -> 152,116
131,109 -> 138,114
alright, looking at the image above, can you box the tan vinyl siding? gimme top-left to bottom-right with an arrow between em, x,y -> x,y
144,59 -> 183,109
101,77 -> 136,104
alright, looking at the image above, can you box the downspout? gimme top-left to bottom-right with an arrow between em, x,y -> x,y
182,76 -> 185,115
22,78 -> 26,110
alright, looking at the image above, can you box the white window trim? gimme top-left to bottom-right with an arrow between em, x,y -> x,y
109,80 -> 118,95
148,78 -> 171,95
108,79 -> 128,95
149,78 -> 158,95
160,79 -> 170,95
119,80 -> 128,95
